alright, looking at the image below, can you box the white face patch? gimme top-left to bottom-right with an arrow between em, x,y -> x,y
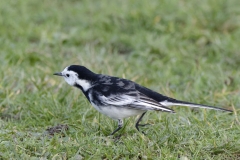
60,67 -> 92,91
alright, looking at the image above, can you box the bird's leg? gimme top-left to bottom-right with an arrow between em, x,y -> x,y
110,119 -> 123,135
135,112 -> 150,134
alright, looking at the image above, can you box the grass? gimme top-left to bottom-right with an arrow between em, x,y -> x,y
0,0 -> 240,159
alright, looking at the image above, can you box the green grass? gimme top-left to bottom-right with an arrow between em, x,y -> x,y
1,0 -> 240,159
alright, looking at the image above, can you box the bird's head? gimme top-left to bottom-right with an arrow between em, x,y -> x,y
54,65 -> 96,91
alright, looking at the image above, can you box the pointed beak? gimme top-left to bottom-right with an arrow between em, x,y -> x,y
53,72 -> 63,76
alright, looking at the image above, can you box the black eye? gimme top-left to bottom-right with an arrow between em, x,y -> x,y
66,74 -> 70,77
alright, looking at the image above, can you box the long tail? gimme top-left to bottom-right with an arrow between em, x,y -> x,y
160,100 -> 233,113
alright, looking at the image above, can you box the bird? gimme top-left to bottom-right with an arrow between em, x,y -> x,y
53,65 -> 232,135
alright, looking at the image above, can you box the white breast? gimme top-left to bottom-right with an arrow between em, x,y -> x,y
91,103 -> 145,120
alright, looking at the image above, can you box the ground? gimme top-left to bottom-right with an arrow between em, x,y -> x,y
0,0 -> 240,159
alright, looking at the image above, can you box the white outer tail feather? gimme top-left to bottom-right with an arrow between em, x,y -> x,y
160,100 -> 231,112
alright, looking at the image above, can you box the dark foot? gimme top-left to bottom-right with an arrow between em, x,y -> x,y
110,127 -> 122,136
110,119 -> 123,135
135,112 -> 149,134
135,124 -> 150,135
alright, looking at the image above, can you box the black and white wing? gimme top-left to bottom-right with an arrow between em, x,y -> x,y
95,89 -> 174,113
